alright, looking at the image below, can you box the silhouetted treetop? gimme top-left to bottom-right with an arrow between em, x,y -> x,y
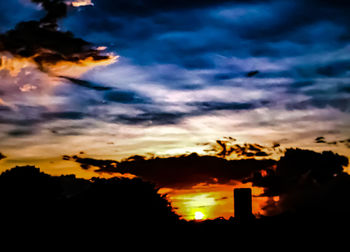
0,166 -> 180,225
0,165 -> 62,204
245,148 -> 350,217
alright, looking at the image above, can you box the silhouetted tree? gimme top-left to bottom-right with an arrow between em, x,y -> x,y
247,148 -> 350,221
0,166 -> 62,218
67,177 -> 180,225
0,166 -> 180,227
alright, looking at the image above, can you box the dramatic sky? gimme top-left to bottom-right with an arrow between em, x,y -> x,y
0,0 -> 350,220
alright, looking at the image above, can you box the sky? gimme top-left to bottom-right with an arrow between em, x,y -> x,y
0,0 -> 350,220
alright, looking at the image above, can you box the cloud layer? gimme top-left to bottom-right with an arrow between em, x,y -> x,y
0,0 -> 349,172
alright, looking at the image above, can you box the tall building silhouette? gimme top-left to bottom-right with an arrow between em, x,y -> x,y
234,188 -> 253,220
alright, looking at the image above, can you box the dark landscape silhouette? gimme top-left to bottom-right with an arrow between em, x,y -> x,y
1,147 -> 350,231
0,166 -> 180,228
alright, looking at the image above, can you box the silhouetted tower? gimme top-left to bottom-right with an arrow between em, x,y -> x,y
234,188 -> 253,220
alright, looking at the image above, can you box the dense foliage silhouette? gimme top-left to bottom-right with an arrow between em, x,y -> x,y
0,166 -> 180,227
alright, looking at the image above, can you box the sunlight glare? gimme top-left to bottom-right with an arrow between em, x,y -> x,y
194,211 -> 205,220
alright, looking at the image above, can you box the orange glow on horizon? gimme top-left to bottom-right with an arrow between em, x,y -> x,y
163,182 -> 273,221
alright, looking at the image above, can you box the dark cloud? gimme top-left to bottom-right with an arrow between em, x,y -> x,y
114,111 -> 185,125
315,136 -> 326,144
0,152 -> 6,160
316,136 -> 338,145
65,152 -> 276,188
235,1 -> 350,43
50,125 -> 87,136
224,143 -> 272,158
61,0 -> 350,69
0,21 -> 110,69
106,99 -> 270,126
104,90 -> 150,104
0,0 -> 112,71
287,81 -> 315,93
286,97 -> 350,112
0,105 -> 46,127
315,136 -> 350,148
32,0 -> 67,25
0,109 -> 89,138
340,85 -> 350,94
0,116 -> 41,127
191,101 -> 257,112
41,111 -> 86,120
272,142 -> 280,149
290,60 -> 350,80
0,104 -> 91,138
204,138 -> 278,158
0,109 -> 88,136
60,76 -> 113,91
315,0 -> 350,9
181,100 -> 270,123
246,70 -> 260,77
66,155 -> 119,173
0,105 -> 12,112
93,0 -> 261,17
339,138 -> 350,148
316,61 -> 350,77
7,128 -> 36,137
213,73 -> 237,81
2,110 -> 88,137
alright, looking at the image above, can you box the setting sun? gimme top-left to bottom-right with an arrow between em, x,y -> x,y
194,211 -> 205,220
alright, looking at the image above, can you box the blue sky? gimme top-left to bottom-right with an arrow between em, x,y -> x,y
0,0 -> 349,176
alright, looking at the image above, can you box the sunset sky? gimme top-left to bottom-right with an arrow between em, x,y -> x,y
0,0 -> 350,220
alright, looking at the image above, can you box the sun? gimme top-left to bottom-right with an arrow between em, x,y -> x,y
194,211 -> 205,220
